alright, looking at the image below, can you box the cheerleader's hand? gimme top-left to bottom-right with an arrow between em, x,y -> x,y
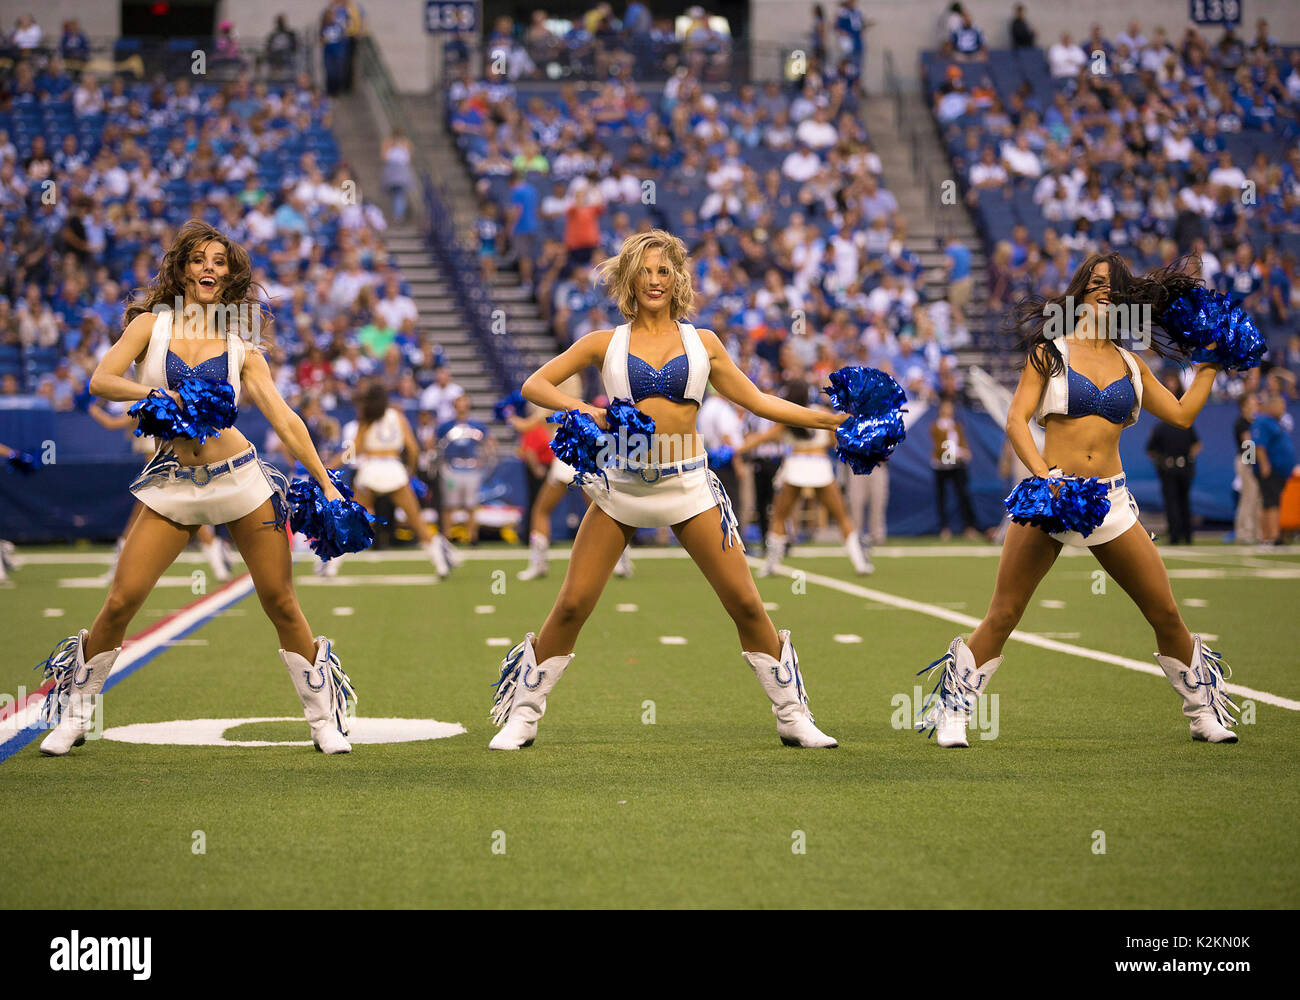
578,403 -> 608,430
165,389 -> 184,408
322,483 -> 345,504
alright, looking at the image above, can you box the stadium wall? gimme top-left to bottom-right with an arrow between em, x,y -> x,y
2,403 -> 1291,541
751,0 -> 1300,94
219,0 -> 433,92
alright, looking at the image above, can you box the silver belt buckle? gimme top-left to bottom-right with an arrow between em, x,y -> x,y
638,464 -> 661,484
190,463 -> 213,487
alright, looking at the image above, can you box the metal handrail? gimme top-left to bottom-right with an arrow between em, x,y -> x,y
0,32 -> 317,82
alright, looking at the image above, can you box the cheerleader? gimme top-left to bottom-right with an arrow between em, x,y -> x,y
511,379 -> 632,581
488,230 -> 851,750
33,220 -> 356,756
739,379 -> 873,577
919,254 -> 1246,748
87,401 -> 233,582
349,381 -> 450,577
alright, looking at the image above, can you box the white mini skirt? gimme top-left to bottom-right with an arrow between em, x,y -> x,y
354,456 -> 409,494
130,445 -> 288,527
581,456 -> 743,548
546,457 -> 578,487
1048,472 -> 1140,548
777,452 -> 836,489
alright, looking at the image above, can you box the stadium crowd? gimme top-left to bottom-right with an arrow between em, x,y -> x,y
453,50 -> 970,414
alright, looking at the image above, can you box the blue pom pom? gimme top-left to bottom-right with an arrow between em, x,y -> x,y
834,411 -> 907,475
823,366 -> 907,417
129,390 -> 198,440
6,450 -> 37,474
287,469 -> 377,561
548,408 -> 610,485
708,445 -> 735,468
1004,476 -> 1063,532
1159,287 -> 1266,371
176,379 -> 237,441
1054,477 -> 1111,536
1003,475 -> 1112,536
127,379 -> 237,443
605,397 -> 656,441
410,476 -> 428,500
73,380 -> 94,412
493,390 -> 527,422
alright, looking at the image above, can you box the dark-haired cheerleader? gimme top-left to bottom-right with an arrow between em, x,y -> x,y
918,253 -> 1257,748
33,220 -> 357,757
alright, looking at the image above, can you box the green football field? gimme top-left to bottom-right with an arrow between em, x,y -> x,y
2,538 -> 1298,909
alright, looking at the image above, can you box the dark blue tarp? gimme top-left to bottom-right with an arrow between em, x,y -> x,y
1,403 -> 1294,542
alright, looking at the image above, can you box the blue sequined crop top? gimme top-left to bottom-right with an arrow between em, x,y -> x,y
1066,366 -> 1136,425
627,353 -> 691,404
167,349 -> 229,390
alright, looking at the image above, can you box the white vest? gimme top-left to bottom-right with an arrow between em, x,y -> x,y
1034,337 -> 1142,429
601,322 -> 710,406
361,408 -> 404,451
138,308 -> 245,404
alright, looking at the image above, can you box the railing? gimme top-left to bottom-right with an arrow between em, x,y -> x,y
0,32 -> 317,83
422,174 -> 530,393
356,34 -> 527,394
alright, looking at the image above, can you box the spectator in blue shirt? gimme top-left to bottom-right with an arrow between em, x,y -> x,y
60,19 -> 90,65
437,394 -> 495,545
945,237 -> 973,337
833,0 -> 870,90
508,171 -> 541,290
1252,392 -> 1297,544
950,10 -> 986,61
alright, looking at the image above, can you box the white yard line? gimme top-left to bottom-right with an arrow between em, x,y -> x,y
762,563 -> 1300,713
19,542 -> 1300,566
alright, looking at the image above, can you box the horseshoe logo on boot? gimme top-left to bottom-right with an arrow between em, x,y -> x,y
304,667 -> 327,691
73,664 -> 91,686
523,666 -> 547,690
771,660 -> 795,687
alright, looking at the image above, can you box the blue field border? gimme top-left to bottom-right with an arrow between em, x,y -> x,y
0,579 -> 254,764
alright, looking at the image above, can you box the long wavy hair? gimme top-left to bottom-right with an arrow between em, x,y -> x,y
1008,252 -> 1203,379
594,229 -> 696,322
124,219 -> 270,341
358,381 -> 390,425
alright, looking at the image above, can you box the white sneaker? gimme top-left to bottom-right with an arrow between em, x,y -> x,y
38,630 -> 121,756
280,637 -> 356,754
0,539 -> 15,573
916,636 -> 1002,748
516,561 -> 547,581
425,537 -> 449,578
1155,636 -> 1239,743
440,534 -> 463,568
742,629 -> 837,747
488,632 -> 574,750
846,532 -> 873,575
613,545 -> 634,578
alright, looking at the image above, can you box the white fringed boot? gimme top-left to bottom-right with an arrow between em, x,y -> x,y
279,636 -> 356,754
38,630 -> 120,756
916,636 -> 1002,748
516,531 -> 549,581
488,632 -> 574,750
742,629 -> 837,747
1155,635 -> 1239,743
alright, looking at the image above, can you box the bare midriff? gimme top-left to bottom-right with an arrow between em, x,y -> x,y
1041,414 -> 1125,478
631,395 -> 705,465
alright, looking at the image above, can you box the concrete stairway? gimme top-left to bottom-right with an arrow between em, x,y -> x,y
861,93 -> 1007,382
